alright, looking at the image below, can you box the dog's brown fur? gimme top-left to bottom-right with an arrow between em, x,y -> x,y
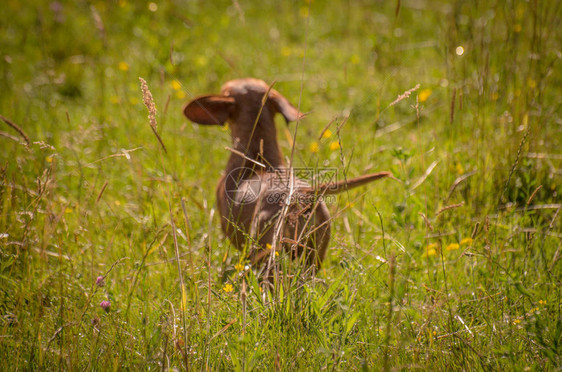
183,78 -> 390,268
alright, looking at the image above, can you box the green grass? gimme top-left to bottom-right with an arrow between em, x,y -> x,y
1,0 -> 561,370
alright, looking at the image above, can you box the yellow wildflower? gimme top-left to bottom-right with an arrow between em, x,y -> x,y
281,46 -> 292,57
266,243 -> 272,250
171,80 -> 182,91
329,141 -> 340,151
175,90 -> 186,100
460,237 -> 473,246
446,243 -> 460,251
309,142 -> 319,153
455,163 -> 464,175
422,243 -> 438,257
234,263 -> 244,272
223,283 -> 233,293
118,61 -> 129,71
65,207 -> 73,214
322,129 -> 332,139
46,155 -> 53,163
418,89 -> 432,102
513,319 -> 521,324
538,300 -> 546,306
275,251 -> 279,257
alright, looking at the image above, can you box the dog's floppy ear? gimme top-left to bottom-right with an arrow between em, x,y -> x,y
183,95 -> 235,125
269,90 -> 305,123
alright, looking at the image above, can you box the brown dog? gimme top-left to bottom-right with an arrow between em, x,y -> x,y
183,78 -> 390,269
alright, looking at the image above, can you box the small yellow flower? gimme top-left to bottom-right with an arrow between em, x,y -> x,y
118,61 -> 129,71
538,300 -> 546,306
275,251 -> 279,257
223,283 -> 233,293
234,263 -> 244,272
114,200 -> 121,206
422,243 -> 438,257
460,237 -> 473,246
266,243 -> 272,250
345,201 -> 355,208
455,162 -> 464,175
329,141 -> 340,151
423,249 -> 437,257
322,129 -> 332,139
309,142 -> 319,153
418,89 -> 432,102
171,80 -> 182,91
46,155 -> 53,163
513,319 -> 521,324
175,90 -> 186,100
281,46 -> 292,57
446,243 -> 460,251
65,207 -> 73,214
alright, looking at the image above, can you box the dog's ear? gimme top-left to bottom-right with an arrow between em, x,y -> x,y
269,90 -> 305,124
183,95 -> 235,125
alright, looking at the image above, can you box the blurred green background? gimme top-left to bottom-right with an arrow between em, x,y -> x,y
0,0 -> 560,370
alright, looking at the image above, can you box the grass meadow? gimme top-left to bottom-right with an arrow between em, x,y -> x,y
1,0 -> 561,370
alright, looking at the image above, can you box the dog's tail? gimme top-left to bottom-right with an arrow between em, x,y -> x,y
299,171 -> 393,195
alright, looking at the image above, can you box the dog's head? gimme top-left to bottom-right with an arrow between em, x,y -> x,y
183,78 -> 304,131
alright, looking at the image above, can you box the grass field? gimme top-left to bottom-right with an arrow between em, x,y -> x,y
1,0 -> 561,370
